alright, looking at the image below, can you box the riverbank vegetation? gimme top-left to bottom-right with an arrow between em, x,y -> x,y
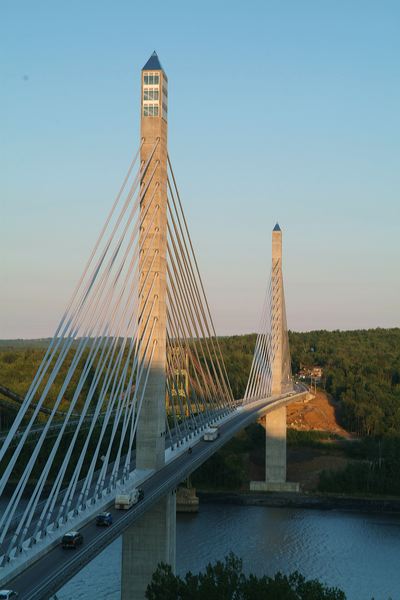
318,436 -> 400,496
146,553 -> 346,600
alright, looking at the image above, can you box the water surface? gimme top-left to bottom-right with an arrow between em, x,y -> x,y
51,504 -> 400,599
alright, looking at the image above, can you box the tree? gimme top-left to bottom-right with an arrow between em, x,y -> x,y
146,553 -> 346,600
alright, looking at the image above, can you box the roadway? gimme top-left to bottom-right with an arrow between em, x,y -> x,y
4,387 -> 308,599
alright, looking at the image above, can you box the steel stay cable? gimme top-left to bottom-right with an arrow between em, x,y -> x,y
34,278 -> 140,539
164,350 -> 183,443
0,174 -> 142,482
27,205 -> 156,539
166,341 -> 199,435
0,329 -> 100,546
63,330 -> 137,520
58,259 -> 160,521
167,157 -> 234,402
8,189 -> 150,548
164,336 -> 184,442
2,204 -> 143,548
1,142 -> 159,552
164,398 -> 174,450
121,274 -> 160,477
166,306 -> 212,426
93,294 -> 159,498
257,278 -> 275,398
166,293 -> 214,419
254,281 -> 273,399
256,274 -> 274,397
244,288 -> 269,399
166,244 -> 223,408
117,337 -> 158,465
246,275 -> 272,400
166,214 -> 229,405
166,306 -> 212,429
166,268 -> 217,412
20,239 -> 143,546
165,378 -> 189,440
0,147 -> 145,461
107,299 -> 160,490
70,153 -> 159,337
167,344 -> 206,434
0,144 -> 143,455
167,184 -> 233,404
3,138 -> 155,447
166,325 -> 209,431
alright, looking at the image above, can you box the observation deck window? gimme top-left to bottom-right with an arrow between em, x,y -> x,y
143,103 -> 159,117
144,74 -> 159,85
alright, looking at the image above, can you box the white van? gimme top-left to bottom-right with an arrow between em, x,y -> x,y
115,487 -> 143,510
203,427 -> 219,442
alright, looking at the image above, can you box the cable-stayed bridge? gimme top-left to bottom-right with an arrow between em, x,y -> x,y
0,53 -> 310,599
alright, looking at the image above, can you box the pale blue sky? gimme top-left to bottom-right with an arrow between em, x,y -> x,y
1,0 -> 399,338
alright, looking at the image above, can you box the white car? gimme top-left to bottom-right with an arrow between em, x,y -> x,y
0,591 -> 18,600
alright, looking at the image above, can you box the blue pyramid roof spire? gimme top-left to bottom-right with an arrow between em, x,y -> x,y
273,223 -> 281,231
142,51 -> 164,72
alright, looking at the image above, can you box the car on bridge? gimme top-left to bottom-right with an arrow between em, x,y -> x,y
61,531 -> 83,549
0,591 -> 18,599
96,512 -> 113,526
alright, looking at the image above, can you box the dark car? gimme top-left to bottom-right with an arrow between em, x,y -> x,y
0,592 -> 18,600
62,531 -> 83,549
96,512 -> 113,526
138,488 -> 144,501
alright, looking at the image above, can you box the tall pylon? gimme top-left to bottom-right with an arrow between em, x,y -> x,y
136,51 -> 169,472
122,52 -> 176,600
250,224 -> 299,492
271,223 -> 283,395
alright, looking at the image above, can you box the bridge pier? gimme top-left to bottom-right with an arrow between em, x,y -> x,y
250,408 -> 299,492
121,492 -> 176,600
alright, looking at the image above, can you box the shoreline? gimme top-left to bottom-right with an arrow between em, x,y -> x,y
197,490 -> 400,514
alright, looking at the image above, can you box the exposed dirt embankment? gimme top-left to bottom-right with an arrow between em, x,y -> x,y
287,390 -> 351,438
287,391 -> 355,492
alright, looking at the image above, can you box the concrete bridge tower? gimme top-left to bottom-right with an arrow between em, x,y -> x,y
121,52 -> 176,600
250,224 -> 299,492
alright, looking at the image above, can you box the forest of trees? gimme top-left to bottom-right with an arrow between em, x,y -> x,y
217,328 -> 400,438
145,553 -> 346,600
289,329 -> 400,438
1,329 -> 399,437
1,329 -> 399,495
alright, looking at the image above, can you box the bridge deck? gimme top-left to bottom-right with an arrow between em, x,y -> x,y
3,388 -> 308,599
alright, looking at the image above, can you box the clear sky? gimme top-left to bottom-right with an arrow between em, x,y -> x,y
2,0 -> 399,338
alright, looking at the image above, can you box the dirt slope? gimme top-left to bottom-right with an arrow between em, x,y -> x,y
287,390 -> 351,438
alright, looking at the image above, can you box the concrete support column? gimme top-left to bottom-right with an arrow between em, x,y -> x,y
264,407 -> 286,483
250,407 -> 298,492
121,492 -> 176,600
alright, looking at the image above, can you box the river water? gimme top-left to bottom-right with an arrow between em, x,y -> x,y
55,503 -> 400,600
